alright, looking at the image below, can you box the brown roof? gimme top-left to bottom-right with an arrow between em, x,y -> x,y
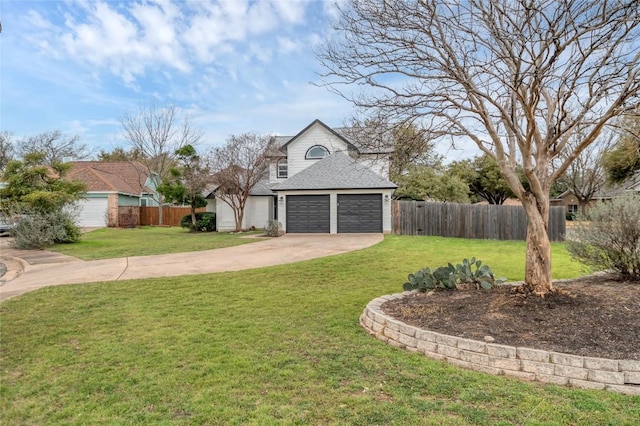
67,161 -> 155,195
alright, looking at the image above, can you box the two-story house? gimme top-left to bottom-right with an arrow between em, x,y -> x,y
213,119 -> 397,233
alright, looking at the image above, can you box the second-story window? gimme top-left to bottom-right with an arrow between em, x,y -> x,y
277,159 -> 288,178
305,145 -> 329,159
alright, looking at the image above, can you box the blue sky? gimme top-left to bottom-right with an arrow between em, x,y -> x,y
0,0 -> 363,155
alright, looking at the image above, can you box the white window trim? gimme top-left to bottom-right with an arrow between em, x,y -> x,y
277,158 -> 288,179
305,145 -> 329,160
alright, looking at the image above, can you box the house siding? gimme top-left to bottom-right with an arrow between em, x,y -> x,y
118,194 -> 140,206
356,154 -> 391,179
216,196 -> 274,232
286,125 -> 350,178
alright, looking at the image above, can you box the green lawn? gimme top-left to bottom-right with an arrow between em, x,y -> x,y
2,236 -> 637,425
48,226 -> 265,260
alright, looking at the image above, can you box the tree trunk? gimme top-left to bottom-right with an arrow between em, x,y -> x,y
190,205 -> 197,229
521,195 -> 553,296
579,200 -> 590,217
157,193 -> 164,226
234,208 -> 244,232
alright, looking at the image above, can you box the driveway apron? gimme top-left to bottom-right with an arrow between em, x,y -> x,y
0,234 -> 383,301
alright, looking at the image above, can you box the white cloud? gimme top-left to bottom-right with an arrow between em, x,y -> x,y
278,37 -> 300,54
323,0 -> 348,21
273,1 -> 306,23
21,1 -> 318,85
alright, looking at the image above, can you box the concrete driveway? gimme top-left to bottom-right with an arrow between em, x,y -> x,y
0,234 -> 383,301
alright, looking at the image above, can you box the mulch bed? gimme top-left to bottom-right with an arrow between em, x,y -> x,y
382,275 -> 640,360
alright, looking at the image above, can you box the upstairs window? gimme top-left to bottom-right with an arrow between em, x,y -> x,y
277,159 -> 288,178
305,145 -> 329,159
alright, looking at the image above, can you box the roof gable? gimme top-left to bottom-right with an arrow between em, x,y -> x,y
271,152 -> 397,191
280,119 -> 357,154
267,119 -> 394,157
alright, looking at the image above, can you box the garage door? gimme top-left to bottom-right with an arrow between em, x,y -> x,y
338,194 -> 382,233
77,198 -> 108,227
286,195 -> 330,233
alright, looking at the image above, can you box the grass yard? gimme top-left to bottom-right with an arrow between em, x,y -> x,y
2,236 -> 637,425
48,226 -> 264,260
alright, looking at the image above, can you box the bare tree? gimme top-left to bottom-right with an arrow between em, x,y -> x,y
0,131 -> 15,173
120,105 -> 203,225
210,133 -> 270,232
339,117 -> 440,180
16,130 -> 89,164
560,132 -> 613,215
319,0 -> 640,296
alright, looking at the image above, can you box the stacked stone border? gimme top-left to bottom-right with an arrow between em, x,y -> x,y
360,291 -> 640,396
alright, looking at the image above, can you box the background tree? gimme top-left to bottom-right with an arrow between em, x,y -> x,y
340,117 -> 440,180
120,105 -> 203,225
602,112 -> 640,183
449,155 -> 518,205
16,130 -> 89,164
97,146 -> 145,162
210,133 -> 270,232
394,165 -> 469,203
157,145 -> 210,229
319,0 -> 640,296
0,131 -> 15,173
559,132 -> 613,214
0,153 -> 86,248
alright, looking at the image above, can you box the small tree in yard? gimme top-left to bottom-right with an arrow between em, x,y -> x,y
0,152 -> 86,248
121,104 -> 203,225
157,144 -> 210,231
319,0 -> 640,296
567,193 -> 640,281
210,133 -> 270,232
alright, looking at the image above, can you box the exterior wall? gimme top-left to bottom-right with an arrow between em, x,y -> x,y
269,159 -> 289,183
356,154 -> 391,179
216,196 -> 274,232
206,198 -> 216,213
107,193 -> 119,227
140,194 -> 159,207
118,194 -> 140,206
276,188 -> 395,234
286,125 -> 350,178
550,193 -> 580,211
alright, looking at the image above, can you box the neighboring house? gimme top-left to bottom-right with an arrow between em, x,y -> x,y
67,161 -> 159,227
550,172 -> 640,214
213,119 -> 397,233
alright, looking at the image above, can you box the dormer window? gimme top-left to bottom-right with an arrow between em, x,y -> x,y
305,145 -> 329,160
277,158 -> 288,178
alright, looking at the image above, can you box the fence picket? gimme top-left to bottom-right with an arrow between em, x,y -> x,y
392,200 -> 565,241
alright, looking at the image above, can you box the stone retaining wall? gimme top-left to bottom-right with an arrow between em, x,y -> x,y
360,291 -> 640,396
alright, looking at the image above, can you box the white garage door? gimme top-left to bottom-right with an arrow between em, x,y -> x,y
77,198 -> 108,227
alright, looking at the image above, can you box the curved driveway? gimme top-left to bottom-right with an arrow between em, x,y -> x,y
0,234 -> 383,301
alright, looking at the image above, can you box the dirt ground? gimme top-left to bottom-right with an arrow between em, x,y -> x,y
382,275 -> 640,360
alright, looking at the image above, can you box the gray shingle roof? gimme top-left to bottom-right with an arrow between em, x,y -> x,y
250,180 -> 276,196
271,152 -> 397,191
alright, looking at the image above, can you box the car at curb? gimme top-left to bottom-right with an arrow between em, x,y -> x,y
0,216 -> 16,236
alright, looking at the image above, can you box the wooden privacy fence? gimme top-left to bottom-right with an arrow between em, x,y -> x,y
138,206 -> 206,227
392,201 -> 566,241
